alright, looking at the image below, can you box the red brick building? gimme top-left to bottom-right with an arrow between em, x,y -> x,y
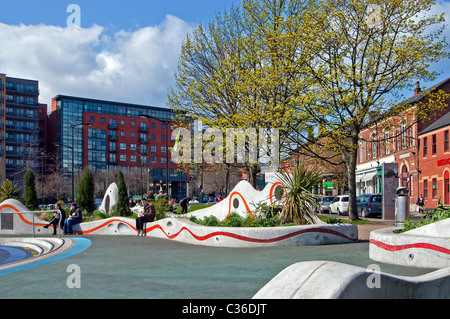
417,111 -> 450,207
357,77 -> 450,211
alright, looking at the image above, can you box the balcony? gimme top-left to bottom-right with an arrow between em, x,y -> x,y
139,137 -> 149,144
108,135 -> 118,141
108,123 -> 118,129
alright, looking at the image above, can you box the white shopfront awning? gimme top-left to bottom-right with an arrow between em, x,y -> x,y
361,172 -> 377,182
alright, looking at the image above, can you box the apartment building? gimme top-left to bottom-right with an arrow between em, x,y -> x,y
0,73 -> 45,183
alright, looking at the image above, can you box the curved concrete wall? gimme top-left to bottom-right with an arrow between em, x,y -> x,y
253,261 -> 450,299
184,180 -> 288,222
369,219 -> 450,269
64,217 -> 358,247
0,199 -> 358,247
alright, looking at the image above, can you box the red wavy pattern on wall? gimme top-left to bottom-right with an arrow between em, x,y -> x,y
0,204 -> 48,227
142,224 -> 358,243
74,219 -> 357,243
370,239 -> 450,255
2,203 -> 357,244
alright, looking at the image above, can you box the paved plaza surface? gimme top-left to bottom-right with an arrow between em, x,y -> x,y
0,230 -> 434,299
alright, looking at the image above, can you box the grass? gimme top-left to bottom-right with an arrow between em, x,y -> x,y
172,203 -> 216,214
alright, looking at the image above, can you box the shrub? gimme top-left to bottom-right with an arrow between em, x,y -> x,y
24,169 -> 39,210
400,202 -> 450,232
276,161 -> 322,225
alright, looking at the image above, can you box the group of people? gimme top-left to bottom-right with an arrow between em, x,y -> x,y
42,194 -> 195,236
43,202 -> 82,235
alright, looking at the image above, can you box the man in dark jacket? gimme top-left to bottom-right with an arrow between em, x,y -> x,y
180,197 -> 191,215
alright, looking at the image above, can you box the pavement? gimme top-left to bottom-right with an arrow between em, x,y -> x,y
0,213 -> 434,300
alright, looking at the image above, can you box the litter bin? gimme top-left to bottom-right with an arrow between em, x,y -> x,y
395,187 -> 409,226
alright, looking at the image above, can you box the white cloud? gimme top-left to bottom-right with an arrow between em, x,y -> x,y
0,15 -> 192,109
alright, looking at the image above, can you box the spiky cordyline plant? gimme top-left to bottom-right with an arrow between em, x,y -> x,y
276,162 -> 322,225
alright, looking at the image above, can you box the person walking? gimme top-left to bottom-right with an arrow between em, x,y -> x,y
136,198 -> 156,236
416,194 -> 425,213
63,202 -> 82,235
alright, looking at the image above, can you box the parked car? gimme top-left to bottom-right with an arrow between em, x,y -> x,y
316,196 -> 336,213
356,194 -> 382,217
329,195 -> 349,215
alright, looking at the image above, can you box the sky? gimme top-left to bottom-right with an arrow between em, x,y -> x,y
0,0 -> 449,110
0,0 -> 242,108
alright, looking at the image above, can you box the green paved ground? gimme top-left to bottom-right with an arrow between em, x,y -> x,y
0,235 -> 434,299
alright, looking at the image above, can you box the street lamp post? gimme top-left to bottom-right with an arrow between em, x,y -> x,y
139,114 -> 170,196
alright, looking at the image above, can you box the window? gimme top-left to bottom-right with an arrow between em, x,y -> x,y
445,131 -> 449,152
151,156 -> 157,163
432,134 -> 437,155
121,132 -> 125,137
365,141 -> 370,160
423,137 -> 427,157
385,131 -> 390,155
131,155 -> 137,162
120,143 -> 126,150
161,146 -> 167,153
161,157 -> 167,164
130,144 -> 137,151
372,134 -> 377,158
359,141 -> 363,163
433,178 -> 437,198
151,145 -> 157,152
423,180 -> 428,198
120,154 -> 126,162
401,122 -> 406,149
120,120 -> 125,125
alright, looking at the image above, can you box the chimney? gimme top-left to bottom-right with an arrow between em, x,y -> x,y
414,81 -> 421,96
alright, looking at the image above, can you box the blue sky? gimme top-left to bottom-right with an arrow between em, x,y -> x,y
0,0 -> 448,109
0,0 -> 240,27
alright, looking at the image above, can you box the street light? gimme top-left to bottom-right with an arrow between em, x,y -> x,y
55,122 -> 93,201
139,114 -> 170,195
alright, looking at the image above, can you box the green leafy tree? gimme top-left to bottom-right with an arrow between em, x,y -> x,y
168,0 -> 307,187
285,0 -> 449,221
116,170 -> 131,217
24,169 -> 39,210
76,167 -> 96,214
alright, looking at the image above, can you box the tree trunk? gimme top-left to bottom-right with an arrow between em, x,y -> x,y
347,137 -> 359,221
247,163 -> 259,189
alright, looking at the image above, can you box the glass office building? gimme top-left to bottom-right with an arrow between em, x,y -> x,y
50,95 -> 187,199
